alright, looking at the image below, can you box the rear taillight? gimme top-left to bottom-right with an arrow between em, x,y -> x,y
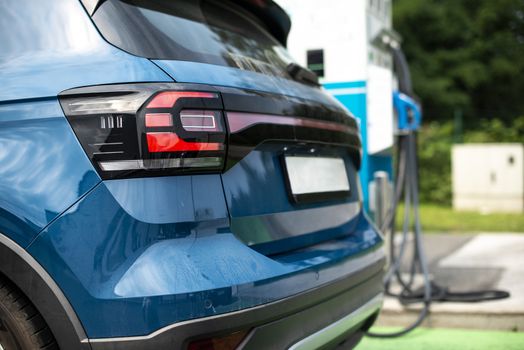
59,84 -> 225,179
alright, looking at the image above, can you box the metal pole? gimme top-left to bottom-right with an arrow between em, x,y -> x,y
373,171 -> 390,230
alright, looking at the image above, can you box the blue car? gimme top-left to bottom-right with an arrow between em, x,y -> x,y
0,0 -> 384,349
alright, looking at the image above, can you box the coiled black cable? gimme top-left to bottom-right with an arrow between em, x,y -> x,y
366,131 -> 432,338
366,131 -> 509,339
366,43 -> 509,338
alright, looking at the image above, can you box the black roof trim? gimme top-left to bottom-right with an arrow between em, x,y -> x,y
80,0 -> 100,14
235,0 -> 291,46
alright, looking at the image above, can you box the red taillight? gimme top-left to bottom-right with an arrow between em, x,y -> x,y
59,85 -> 225,179
187,330 -> 249,350
147,91 -> 217,108
146,132 -> 223,153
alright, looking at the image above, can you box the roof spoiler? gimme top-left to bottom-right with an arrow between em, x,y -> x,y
236,0 -> 291,46
79,0 -> 291,46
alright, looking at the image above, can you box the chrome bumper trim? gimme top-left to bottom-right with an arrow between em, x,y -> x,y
288,293 -> 383,350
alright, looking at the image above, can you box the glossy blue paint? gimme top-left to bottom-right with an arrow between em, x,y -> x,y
0,0 -> 171,102
221,144 -> 364,254
27,176 -> 382,337
0,0 -> 168,248
0,0 -> 384,342
104,176 -> 229,224
0,98 -> 100,247
222,147 -> 360,217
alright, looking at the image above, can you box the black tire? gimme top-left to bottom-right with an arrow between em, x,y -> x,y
0,275 -> 58,350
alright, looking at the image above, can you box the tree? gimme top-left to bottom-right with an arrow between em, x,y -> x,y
394,0 -> 524,127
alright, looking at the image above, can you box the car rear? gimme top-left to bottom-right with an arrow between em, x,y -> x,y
0,0 -> 385,349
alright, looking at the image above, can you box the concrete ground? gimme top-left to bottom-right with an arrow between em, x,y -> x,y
375,233 -> 524,331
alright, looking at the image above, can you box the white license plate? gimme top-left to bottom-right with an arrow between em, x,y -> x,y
284,156 -> 351,202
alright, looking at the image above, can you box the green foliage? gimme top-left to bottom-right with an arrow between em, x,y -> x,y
396,204 -> 524,232
394,0 -> 524,126
417,117 -> 524,204
395,0 -> 524,204
418,122 -> 453,205
464,116 -> 524,142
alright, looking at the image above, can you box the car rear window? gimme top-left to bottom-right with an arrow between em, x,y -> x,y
92,0 -> 296,79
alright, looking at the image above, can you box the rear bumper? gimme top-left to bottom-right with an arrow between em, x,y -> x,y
86,255 -> 384,350
287,294 -> 382,350
27,177 -> 384,339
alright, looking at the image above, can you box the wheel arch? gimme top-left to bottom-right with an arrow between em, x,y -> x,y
0,232 -> 90,350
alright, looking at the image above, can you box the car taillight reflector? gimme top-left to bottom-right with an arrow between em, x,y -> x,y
180,110 -> 221,132
98,157 -> 222,171
59,84 -> 225,179
145,113 -> 173,127
187,330 -> 249,350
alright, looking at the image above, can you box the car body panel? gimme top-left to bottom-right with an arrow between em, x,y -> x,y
26,176 -> 382,337
0,0 -> 170,246
85,267 -> 384,349
222,147 -> 363,254
0,0 -> 384,347
0,0 -> 172,102
0,98 -> 100,247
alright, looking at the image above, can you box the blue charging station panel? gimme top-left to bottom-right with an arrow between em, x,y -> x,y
324,81 -> 393,212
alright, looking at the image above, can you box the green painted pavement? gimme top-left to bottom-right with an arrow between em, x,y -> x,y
357,327 -> 524,350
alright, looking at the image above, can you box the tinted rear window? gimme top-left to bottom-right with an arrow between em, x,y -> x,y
93,0 -> 296,79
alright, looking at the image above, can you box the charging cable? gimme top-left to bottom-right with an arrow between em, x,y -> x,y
366,131 -> 510,338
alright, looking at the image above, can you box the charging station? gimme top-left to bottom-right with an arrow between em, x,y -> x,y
277,0 -> 398,213
277,0 -> 510,338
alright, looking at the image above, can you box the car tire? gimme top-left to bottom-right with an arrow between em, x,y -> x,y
0,275 -> 58,350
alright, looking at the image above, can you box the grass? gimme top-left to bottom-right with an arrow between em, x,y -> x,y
357,327 -> 524,350
395,204 -> 524,233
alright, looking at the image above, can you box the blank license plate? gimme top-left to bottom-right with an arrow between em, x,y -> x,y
283,156 -> 351,202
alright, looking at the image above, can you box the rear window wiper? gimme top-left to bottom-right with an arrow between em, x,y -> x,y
287,63 -> 320,87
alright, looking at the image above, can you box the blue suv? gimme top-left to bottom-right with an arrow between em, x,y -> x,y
0,0 -> 384,349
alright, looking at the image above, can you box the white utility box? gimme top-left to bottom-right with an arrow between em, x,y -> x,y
452,144 -> 524,213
